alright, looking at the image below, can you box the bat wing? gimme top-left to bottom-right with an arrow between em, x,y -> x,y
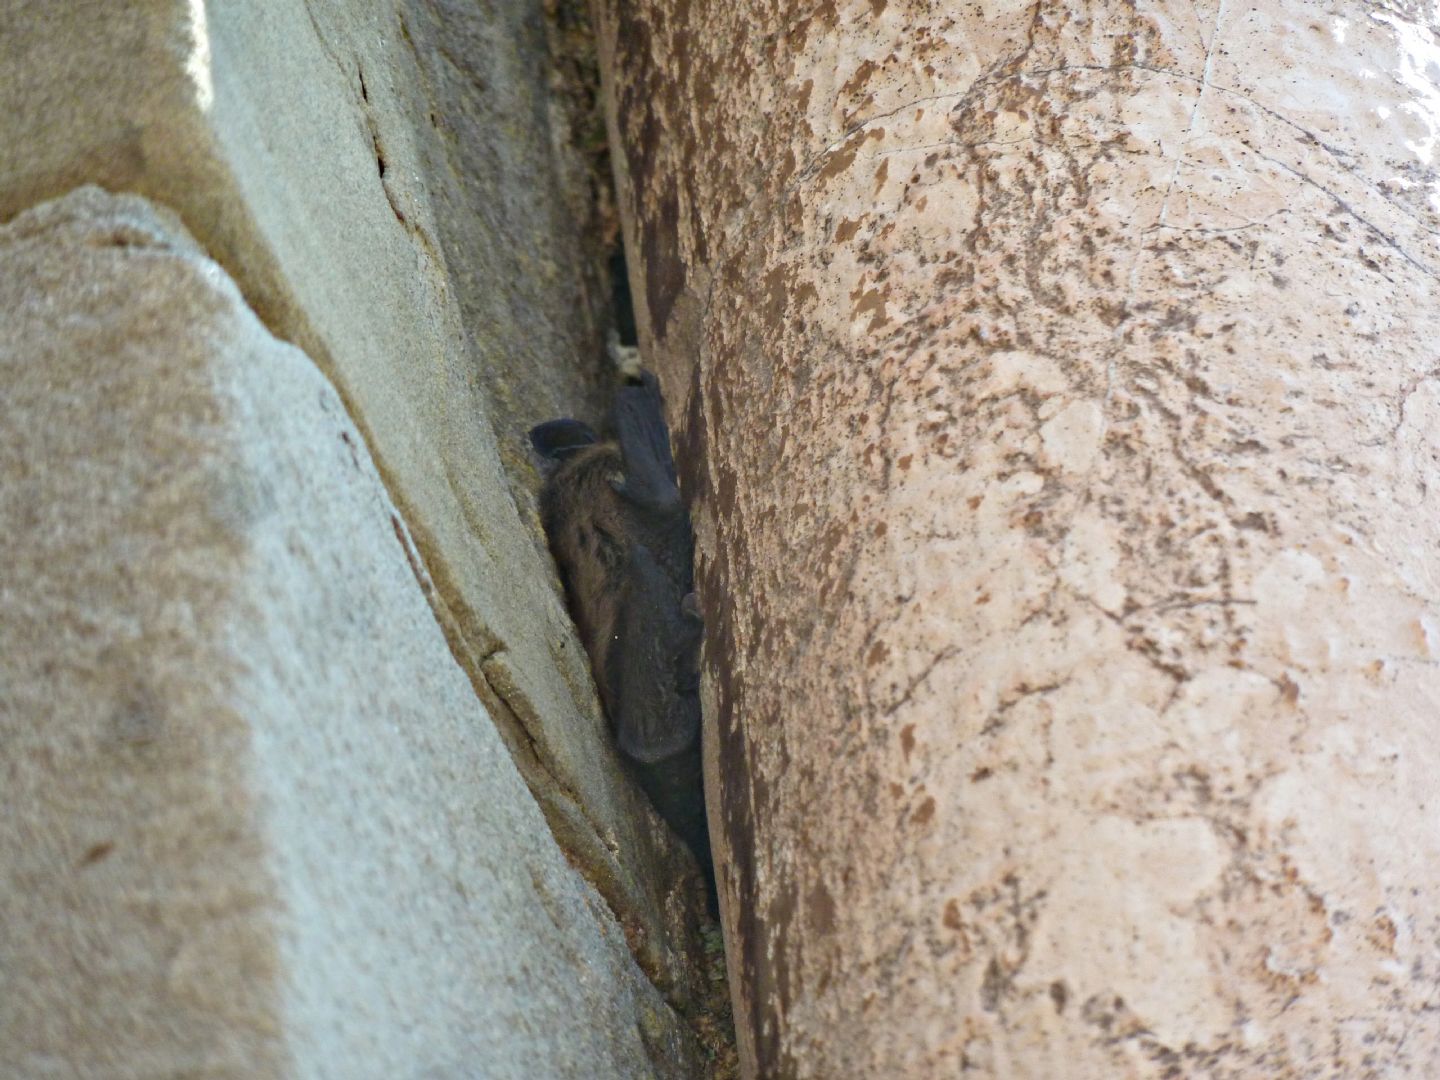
609,540 -> 700,764
612,370 -> 680,508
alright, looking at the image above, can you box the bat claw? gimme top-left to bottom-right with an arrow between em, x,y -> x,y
606,328 -> 644,383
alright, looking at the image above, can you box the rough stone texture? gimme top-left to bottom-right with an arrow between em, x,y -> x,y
0,188 -> 700,1079
392,0 -> 622,493
595,0 -> 1440,1075
0,0 -> 709,1007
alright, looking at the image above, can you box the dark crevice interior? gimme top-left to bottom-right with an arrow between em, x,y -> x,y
565,232 -> 736,1073
538,2 -> 738,1073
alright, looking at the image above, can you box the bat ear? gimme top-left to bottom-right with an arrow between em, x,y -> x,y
529,419 -> 598,462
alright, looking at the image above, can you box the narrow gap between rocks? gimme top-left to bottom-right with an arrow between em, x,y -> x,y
540,2 -> 738,1074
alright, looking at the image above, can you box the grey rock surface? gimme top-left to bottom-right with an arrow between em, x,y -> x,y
0,0 -> 709,1008
0,188 -> 699,1079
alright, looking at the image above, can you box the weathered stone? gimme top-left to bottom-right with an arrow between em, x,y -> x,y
0,188 -> 700,1078
595,0 -> 1440,1075
0,0 -> 708,1006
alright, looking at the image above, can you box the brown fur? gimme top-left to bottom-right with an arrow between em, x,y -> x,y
539,441 -> 630,716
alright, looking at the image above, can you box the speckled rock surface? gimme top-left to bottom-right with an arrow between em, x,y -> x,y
0,0 -> 710,1010
595,0 -> 1440,1075
0,188 -> 700,1079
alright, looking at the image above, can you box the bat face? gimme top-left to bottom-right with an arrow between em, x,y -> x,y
530,372 -> 711,895
535,438 -> 634,714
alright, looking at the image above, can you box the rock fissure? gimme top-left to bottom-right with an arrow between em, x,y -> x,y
1,0 -> 744,1073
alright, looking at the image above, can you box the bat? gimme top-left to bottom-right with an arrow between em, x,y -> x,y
530,370 -> 711,899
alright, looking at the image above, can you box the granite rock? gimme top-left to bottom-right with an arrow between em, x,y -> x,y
0,188 -> 700,1079
595,0 -> 1440,1074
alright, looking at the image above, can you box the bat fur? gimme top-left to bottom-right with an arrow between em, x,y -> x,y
529,370 -> 711,899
